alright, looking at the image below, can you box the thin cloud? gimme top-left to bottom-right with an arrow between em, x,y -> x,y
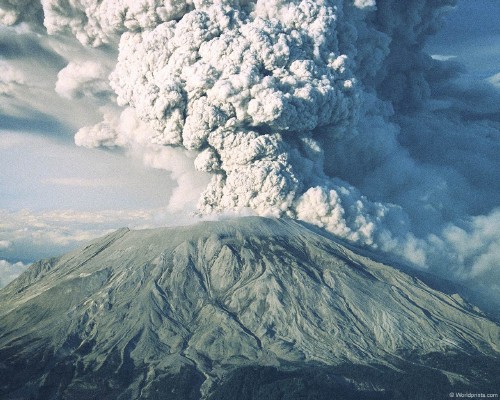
488,72 -> 500,88
41,177 -> 122,188
0,259 -> 29,288
0,240 -> 12,249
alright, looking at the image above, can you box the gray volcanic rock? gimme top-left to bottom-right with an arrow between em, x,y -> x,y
0,217 -> 499,399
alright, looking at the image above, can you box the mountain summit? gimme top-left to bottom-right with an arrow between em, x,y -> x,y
1,217 -> 498,399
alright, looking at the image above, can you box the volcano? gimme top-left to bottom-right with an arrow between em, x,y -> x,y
0,217 -> 499,399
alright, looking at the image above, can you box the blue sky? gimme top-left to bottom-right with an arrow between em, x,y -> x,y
0,0 -> 499,290
426,0 -> 500,81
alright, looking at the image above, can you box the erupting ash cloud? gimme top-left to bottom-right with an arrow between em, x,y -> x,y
1,0 -> 499,303
90,0 -> 404,248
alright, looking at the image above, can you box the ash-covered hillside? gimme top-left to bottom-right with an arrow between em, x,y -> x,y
0,217 -> 499,399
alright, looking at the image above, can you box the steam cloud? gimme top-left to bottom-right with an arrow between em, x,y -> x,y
1,0 -> 499,304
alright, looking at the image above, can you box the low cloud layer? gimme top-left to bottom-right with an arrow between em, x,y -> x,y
0,207 -> 203,268
1,0 -> 499,305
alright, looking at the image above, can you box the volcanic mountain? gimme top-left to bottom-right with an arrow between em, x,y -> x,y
0,217 -> 499,399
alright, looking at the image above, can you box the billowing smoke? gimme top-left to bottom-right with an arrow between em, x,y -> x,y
55,60 -> 114,100
2,0 -> 499,306
104,0 -> 404,247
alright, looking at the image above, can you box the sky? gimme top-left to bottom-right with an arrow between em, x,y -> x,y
0,0 -> 499,310
0,23 -> 210,278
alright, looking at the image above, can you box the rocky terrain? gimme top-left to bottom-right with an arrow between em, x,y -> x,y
0,217 -> 498,399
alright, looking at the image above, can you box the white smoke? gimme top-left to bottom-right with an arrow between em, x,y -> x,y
0,60 -> 25,95
42,0 -> 192,46
2,0 -> 499,305
55,60 -> 114,100
75,106 -> 211,212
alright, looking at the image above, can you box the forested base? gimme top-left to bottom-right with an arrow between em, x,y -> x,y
208,365 -> 395,400
2,348 -> 498,400
208,357 -> 500,400
0,344 -> 204,400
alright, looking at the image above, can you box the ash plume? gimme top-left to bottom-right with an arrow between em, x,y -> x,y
1,0 -> 499,304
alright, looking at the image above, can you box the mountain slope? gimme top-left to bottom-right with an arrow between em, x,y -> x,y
0,217 -> 499,399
